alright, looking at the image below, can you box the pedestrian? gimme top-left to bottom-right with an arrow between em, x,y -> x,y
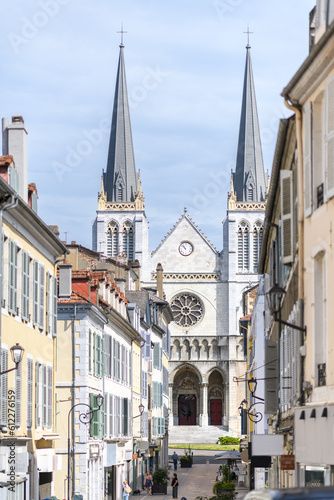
172,451 -> 179,470
123,480 -> 132,500
171,473 -> 178,499
144,471 -> 153,495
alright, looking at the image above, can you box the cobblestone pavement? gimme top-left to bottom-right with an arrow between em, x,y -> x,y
130,461 -> 248,500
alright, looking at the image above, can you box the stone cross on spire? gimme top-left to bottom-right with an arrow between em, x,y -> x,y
117,24 -> 127,47
243,25 -> 253,48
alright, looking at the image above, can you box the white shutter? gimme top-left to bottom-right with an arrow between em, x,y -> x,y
33,261 -> 39,325
47,366 -> 52,428
303,101 -> 313,216
42,365 -> 47,427
39,264 -> 45,330
109,394 -> 113,436
325,74 -> 334,199
9,240 -> 15,314
46,272 -> 50,334
53,276 -> 57,336
280,170 -> 294,264
27,358 -> 33,428
22,251 -> 29,321
35,362 -> 41,427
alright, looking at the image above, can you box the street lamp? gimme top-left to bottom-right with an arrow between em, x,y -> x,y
133,403 -> 145,419
67,394 -> 104,500
0,343 -> 24,375
266,284 -> 306,334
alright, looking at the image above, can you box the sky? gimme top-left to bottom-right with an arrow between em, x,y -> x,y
1,0 -> 316,252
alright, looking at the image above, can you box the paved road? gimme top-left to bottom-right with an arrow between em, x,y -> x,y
131,451 -> 249,500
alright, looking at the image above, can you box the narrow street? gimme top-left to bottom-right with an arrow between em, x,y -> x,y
131,451 -> 248,500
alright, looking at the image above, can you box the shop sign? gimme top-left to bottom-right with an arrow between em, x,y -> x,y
280,455 -> 295,470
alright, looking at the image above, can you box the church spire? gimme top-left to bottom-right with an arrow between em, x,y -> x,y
234,42 -> 266,202
104,43 -> 137,202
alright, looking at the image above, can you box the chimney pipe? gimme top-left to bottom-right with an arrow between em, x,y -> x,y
2,116 -> 28,202
156,262 -> 163,298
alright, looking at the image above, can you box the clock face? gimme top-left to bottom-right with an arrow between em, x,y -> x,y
179,241 -> 193,256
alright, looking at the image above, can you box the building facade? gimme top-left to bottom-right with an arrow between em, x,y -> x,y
92,40 -> 267,441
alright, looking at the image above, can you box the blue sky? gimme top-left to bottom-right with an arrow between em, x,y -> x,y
1,0 -> 315,251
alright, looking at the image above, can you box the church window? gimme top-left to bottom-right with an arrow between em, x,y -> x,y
170,293 -> 203,328
238,221 -> 249,271
248,185 -> 254,201
122,221 -> 134,261
107,221 -> 119,257
117,185 -> 123,201
253,221 -> 263,272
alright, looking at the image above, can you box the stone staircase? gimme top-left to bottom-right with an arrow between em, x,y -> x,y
169,425 -> 229,444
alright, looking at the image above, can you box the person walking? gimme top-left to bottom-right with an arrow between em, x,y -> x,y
171,473 -> 178,499
171,451 -> 179,470
144,471 -> 153,495
123,480 -> 131,500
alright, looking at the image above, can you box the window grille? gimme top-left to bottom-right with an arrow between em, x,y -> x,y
238,222 -> 250,271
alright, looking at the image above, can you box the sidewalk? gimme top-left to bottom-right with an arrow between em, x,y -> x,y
130,463 -> 249,500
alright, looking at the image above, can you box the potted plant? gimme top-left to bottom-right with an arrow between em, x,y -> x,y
213,465 -> 236,499
152,467 -> 169,494
180,446 -> 193,468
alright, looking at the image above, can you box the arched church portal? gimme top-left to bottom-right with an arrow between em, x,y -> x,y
208,370 -> 224,426
173,367 -> 200,426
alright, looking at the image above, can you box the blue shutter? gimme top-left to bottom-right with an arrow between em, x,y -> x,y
145,332 -> 151,359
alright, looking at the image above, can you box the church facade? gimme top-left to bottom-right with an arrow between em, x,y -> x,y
93,41 -> 266,440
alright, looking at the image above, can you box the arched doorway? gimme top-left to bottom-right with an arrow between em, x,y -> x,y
172,366 -> 201,426
208,370 -> 224,426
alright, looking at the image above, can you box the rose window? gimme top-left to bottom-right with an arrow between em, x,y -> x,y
170,293 -> 204,327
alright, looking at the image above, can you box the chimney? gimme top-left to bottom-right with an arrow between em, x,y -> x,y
58,263 -> 72,299
2,116 -> 28,202
156,262 -> 163,298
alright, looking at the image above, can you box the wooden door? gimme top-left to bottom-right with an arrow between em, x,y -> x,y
178,395 -> 197,425
210,399 -> 222,425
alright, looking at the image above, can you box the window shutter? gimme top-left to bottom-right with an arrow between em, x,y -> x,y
264,339 -> 278,415
89,330 -> 92,373
0,349 -> 8,425
53,276 -> 57,336
9,240 -> 15,314
47,366 -> 52,428
145,331 -> 151,359
109,394 -> 113,436
27,358 -> 33,428
39,264 -> 45,329
113,339 -> 116,378
123,399 -> 128,436
104,393 -> 108,437
35,362 -> 40,427
303,101 -> 313,216
325,74 -> 334,199
45,272 -> 50,334
22,251 -> 29,321
153,343 -> 159,368
93,332 -> 97,375
15,362 -> 21,427
42,365 -> 47,427
33,261 -> 39,325
280,170 -> 294,264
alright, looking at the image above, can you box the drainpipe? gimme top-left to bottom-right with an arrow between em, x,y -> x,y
71,304 -> 77,500
284,99 -> 305,405
0,195 -> 18,359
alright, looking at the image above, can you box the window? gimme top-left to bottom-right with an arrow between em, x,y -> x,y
122,221 -> 134,261
36,362 -> 42,428
248,185 -> 254,201
253,221 -> 263,272
117,185 -> 123,201
107,221 -> 119,257
237,221 -> 249,271
314,251 -> 326,386
280,171 -> 294,265
170,293 -> 204,328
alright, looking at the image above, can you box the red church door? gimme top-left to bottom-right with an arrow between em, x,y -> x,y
210,399 -> 222,425
178,395 -> 197,425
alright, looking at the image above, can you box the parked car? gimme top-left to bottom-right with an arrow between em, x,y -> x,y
244,487 -> 334,500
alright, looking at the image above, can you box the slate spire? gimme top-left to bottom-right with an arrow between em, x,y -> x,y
234,43 -> 266,202
104,43 -> 137,202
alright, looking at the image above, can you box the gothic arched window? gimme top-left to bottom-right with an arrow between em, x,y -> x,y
253,221 -> 263,272
248,185 -> 254,201
122,221 -> 134,261
107,221 -> 119,257
238,221 -> 250,271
